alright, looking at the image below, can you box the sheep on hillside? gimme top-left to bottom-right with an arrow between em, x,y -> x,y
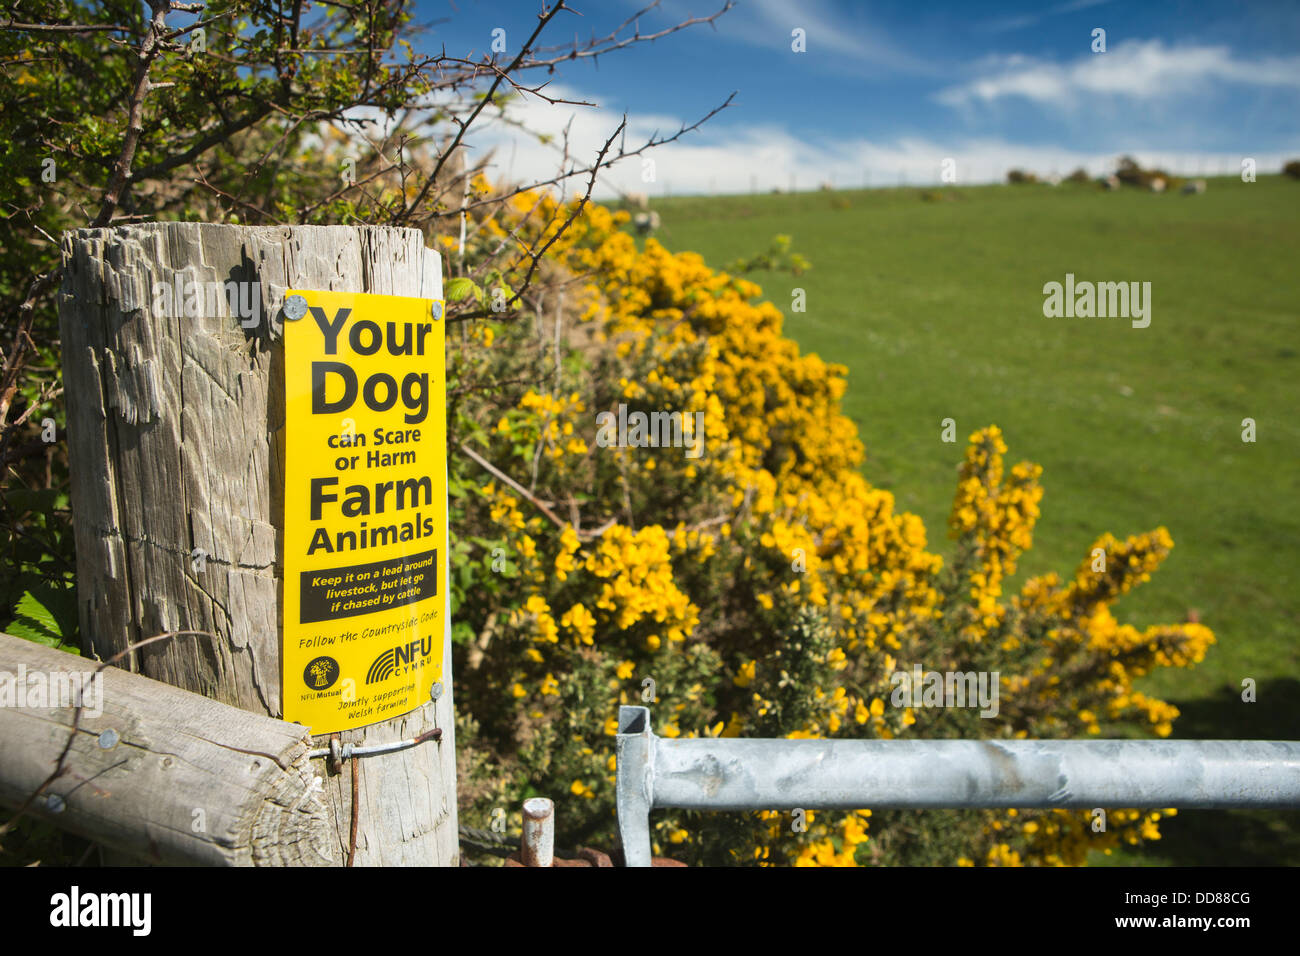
633,210 -> 661,235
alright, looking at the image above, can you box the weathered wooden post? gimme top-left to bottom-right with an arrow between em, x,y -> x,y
57,223 -> 457,865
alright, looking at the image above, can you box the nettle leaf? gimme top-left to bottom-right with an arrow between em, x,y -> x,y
15,590 -> 59,636
6,617 -> 64,648
7,587 -> 77,651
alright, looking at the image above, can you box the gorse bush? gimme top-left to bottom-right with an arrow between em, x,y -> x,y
447,189 -> 1214,866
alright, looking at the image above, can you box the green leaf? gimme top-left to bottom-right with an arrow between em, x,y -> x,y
15,590 -> 60,637
6,587 -> 78,651
5,581 -> 78,649
6,619 -> 65,649
446,277 -> 481,303
5,488 -> 60,516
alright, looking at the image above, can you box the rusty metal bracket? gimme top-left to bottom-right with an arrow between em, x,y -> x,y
310,727 -> 442,773
614,704 -> 1300,867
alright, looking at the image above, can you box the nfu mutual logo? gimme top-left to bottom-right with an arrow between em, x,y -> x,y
595,403 -> 705,459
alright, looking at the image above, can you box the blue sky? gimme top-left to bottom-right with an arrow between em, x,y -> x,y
408,0 -> 1300,195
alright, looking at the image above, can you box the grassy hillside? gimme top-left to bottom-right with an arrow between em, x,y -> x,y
644,177 -> 1300,864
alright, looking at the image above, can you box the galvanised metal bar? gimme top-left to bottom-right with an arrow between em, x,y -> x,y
614,705 -> 1300,867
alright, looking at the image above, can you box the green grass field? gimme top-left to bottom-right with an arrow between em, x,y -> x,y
645,177 -> 1300,864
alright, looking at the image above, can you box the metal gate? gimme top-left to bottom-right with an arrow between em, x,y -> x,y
614,704 -> 1300,867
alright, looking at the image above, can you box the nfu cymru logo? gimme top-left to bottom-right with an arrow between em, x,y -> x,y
595,404 -> 705,459
366,636 -> 435,684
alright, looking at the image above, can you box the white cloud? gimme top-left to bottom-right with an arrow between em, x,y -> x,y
936,39 -> 1300,109
446,83 -> 1295,196
979,0 -> 1116,35
640,0 -> 937,77
454,83 -> 698,197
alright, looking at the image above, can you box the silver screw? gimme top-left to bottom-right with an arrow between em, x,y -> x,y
46,794 -> 66,814
97,728 -> 120,750
430,300 -> 444,321
284,294 -> 308,321
430,682 -> 444,701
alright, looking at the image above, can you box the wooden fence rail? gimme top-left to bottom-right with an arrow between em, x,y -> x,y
0,631 -> 334,865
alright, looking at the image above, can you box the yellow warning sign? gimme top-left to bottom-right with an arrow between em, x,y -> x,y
281,290 -> 446,733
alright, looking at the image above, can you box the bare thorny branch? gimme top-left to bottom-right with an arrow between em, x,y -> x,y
3,5 -> 726,346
